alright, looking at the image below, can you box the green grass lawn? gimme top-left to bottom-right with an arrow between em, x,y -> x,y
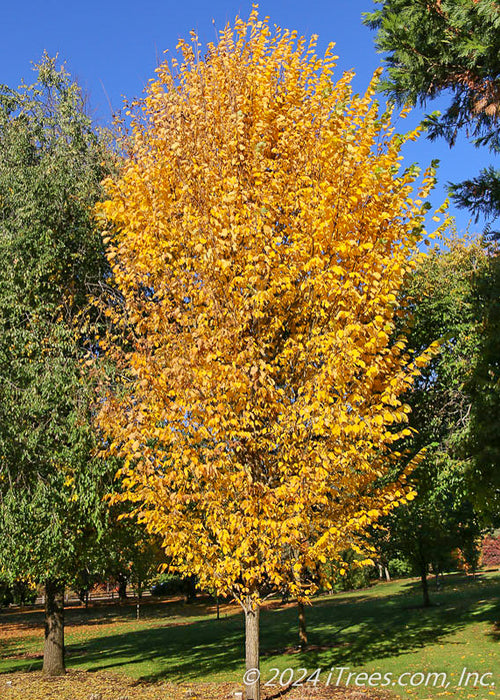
0,572 -> 498,699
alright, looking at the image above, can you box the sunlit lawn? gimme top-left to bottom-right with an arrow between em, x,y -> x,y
0,571 -> 498,699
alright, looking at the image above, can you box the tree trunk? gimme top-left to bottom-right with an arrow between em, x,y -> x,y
420,563 -> 431,607
184,574 -> 197,602
117,573 -> 127,601
435,568 -> 441,590
297,600 -> 308,650
384,565 -> 390,582
43,579 -> 65,676
244,597 -> 260,700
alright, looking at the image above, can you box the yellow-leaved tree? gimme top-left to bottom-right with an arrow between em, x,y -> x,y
97,11 -> 441,699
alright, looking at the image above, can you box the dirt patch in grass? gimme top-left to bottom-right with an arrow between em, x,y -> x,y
0,670 -> 387,700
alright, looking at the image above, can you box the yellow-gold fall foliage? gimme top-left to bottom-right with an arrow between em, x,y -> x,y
96,11 -> 440,693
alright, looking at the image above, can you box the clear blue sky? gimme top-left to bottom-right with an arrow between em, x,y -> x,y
2,0 -> 495,235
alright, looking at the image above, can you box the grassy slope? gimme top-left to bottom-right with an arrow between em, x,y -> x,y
0,572 -> 498,699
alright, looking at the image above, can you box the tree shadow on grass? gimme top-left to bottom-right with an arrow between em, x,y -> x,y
76,612 -> 246,682
284,574 -> 500,670
1,574 -> 498,684
0,615 -> 244,680
83,576 -> 500,682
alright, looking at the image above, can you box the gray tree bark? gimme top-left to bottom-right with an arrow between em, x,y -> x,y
43,579 -> 65,676
297,600 -> 308,650
420,563 -> 431,607
244,597 -> 260,700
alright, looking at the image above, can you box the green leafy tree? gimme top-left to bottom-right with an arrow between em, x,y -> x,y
98,512 -> 165,601
0,55 -> 115,675
379,238 -> 487,605
70,510 -> 163,605
364,0 -> 500,228
380,465 -> 481,605
466,245 -> 500,520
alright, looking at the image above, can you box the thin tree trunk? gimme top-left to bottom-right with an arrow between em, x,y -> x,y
297,600 -> 308,650
420,563 -> 431,607
43,579 -> 65,676
184,574 -> 197,602
384,565 -> 390,582
244,597 -> 260,700
435,569 -> 441,590
117,573 -> 127,601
